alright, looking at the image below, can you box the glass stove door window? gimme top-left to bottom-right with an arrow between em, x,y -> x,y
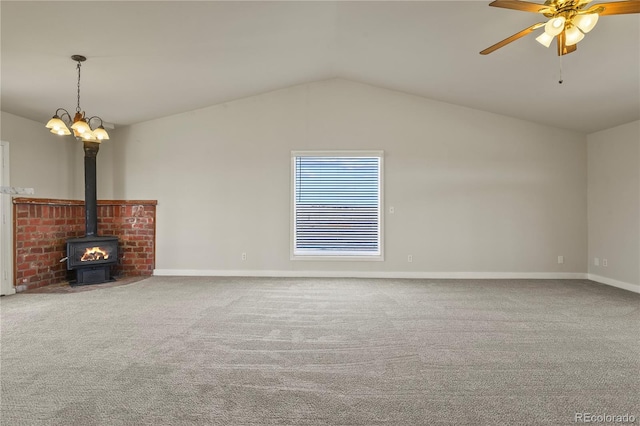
292,152 -> 383,259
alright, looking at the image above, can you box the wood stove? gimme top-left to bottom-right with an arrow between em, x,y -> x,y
67,236 -> 118,284
66,141 -> 118,285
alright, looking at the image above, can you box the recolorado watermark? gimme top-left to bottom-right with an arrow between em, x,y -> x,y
575,413 -> 636,423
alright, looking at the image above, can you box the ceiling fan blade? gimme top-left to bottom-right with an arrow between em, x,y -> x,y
488,0 -> 550,13
557,31 -> 578,56
480,22 -> 545,54
587,1 -> 640,15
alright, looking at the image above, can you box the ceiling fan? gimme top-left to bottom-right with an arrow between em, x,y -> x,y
480,0 -> 640,56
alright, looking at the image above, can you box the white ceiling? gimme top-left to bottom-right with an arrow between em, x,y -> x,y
1,1 -> 638,134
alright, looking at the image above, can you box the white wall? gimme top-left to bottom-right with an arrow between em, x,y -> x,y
0,111 -> 115,201
112,79 -> 587,277
587,120 -> 640,290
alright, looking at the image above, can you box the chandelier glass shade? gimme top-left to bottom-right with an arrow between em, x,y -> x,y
45,116 -> 71,136
45,55 -> 109,142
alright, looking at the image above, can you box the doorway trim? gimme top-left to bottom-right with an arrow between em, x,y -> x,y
1,141 -> 15,295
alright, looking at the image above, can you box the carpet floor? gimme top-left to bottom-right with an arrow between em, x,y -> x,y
1,277 -> 638,425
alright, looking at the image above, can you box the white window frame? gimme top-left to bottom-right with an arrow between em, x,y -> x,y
290,150 -> 384,261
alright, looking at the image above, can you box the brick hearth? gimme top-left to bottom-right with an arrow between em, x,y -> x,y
13,198 -> 157,292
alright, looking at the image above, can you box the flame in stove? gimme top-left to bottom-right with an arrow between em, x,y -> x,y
81,247 -> 110,262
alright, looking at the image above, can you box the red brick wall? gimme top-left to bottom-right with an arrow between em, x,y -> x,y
13,198 -> 157,292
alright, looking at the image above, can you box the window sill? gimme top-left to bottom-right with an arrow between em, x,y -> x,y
291,254 -> 384,262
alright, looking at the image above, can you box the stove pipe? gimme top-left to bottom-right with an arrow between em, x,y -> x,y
83,141 -> 100,237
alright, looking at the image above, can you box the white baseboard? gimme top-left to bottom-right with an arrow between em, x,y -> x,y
587,274 -> 640,294
1,287 -> 16,296
154,270 -> 639,293
153,269 -> 587,280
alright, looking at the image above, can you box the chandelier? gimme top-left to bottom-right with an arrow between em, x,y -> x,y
45,55 -> 109,142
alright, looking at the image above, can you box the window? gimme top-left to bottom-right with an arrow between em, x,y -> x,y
291,151 -> 383,260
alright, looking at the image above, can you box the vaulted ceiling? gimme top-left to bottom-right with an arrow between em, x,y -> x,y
1,1 -> 638,134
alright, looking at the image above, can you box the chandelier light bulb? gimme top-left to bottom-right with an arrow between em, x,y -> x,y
545,16 -> 566,36
93,126 -> 110,140
46,116 -> 71,135
49,127 -> 71,136
81,130 -> 97,142
71,119 -> 91,135
46,116 -> 64,130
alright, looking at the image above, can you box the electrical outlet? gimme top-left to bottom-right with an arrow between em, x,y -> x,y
241,252 -> 247,261
557,255 -> 564,264
407,255 -> 413,263
603,258 -> 608,267
594,257 -> 600,266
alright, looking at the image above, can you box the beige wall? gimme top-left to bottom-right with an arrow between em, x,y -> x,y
0,111 -> 115,200
587,120 -> 640,288
7,82 -> 640,288
1,111 -> 78,199
112,79 -> 588,276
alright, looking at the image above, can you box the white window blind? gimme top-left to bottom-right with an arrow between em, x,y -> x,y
292,152 -> 383,259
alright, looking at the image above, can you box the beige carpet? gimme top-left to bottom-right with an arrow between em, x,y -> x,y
1,277 -> 638,425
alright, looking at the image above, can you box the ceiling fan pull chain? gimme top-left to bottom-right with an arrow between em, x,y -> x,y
558,54 -> 563,85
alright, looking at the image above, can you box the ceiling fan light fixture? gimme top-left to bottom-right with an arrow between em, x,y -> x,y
544,16 -> 566,36
481,0 -> 639,57
564,25 -> 585,46
573,13 -> 599,33
535,32 -> 554,47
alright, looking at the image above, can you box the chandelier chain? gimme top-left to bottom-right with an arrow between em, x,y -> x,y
76,61 -> 82,113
